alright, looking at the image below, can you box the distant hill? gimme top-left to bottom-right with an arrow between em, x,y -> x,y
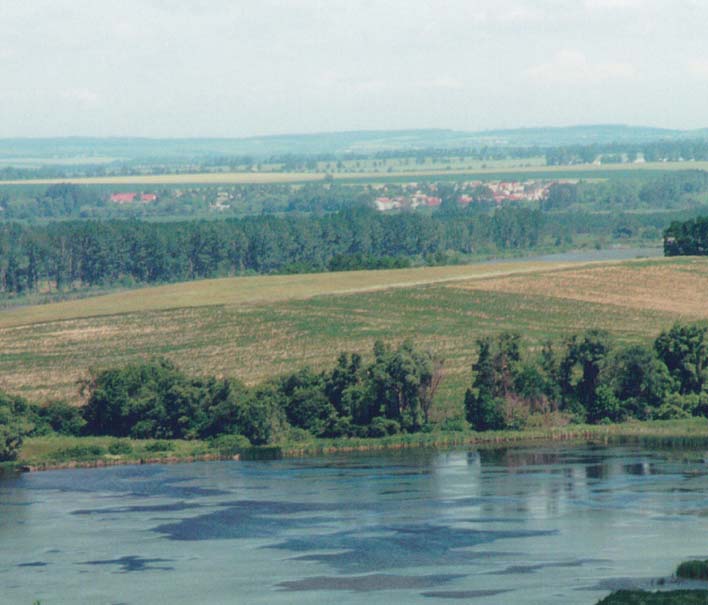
1,125 -> 707,163
467,124 -> 703,146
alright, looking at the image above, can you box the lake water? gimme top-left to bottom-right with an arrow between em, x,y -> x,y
2,444 -> 708,604
485,245 -> 662,265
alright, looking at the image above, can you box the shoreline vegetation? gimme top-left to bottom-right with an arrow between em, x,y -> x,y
599,590 -> 708,604
5,320 -> 708,473
6,417 -> 708,474
596,559 -> 708,604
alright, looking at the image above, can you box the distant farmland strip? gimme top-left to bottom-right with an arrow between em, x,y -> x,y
0,161 -> 706,186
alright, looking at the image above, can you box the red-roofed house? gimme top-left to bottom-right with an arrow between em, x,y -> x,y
110,193 -> 137,204
110,192 -> 158,204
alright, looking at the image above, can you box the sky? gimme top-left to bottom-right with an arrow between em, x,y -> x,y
1,0 -> 708,137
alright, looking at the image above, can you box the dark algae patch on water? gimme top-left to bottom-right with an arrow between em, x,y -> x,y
79,555 -> 175,573
276,573 -> 464,592
8,445 -> 708,604
421,589 -> 514,599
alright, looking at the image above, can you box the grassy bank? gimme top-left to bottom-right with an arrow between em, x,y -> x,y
10,418 -> 708,473
598,590 -> 708,604
14,435 -> 217,471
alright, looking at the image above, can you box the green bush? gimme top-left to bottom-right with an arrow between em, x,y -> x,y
82,359 -> 242,440
653,403 -> 692,421
54,444 -> 106,461
209,434 -> 251,456
130,420 -> 157,439
237,388 -> 289,445
284,427 -> 315,443
319,416 -> 353,438
0,424 -> 23,462
144,440 -> 175,452
37,401 -> 85,436
465,392 -> 505,431
438,416 -> 469,432
368,417 -> 400,438
107,440 -> 133,455
587,385 -> 623,424
676,559 -> 708,580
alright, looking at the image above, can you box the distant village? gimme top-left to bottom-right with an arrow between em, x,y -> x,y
108,189 -> 233,212
372,180 -> 560,211
106,179 -> 568,214
109,192 -> 158,204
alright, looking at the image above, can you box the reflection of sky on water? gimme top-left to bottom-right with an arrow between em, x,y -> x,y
2,445 -> 708,604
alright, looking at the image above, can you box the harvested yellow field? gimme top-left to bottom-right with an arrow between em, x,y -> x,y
452,258 -> 708,319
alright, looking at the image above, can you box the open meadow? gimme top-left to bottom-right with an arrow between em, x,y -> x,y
2,256 -> 707,419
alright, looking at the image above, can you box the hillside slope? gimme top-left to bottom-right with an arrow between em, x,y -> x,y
1,257 -> 705,415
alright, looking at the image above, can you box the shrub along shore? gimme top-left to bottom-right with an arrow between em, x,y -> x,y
596,559 -> 708,604
5,321 -> 708,472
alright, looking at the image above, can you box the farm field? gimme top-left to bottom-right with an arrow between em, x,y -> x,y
0,259 -> 610,328
312,155 -> 548,173
0,160 -> 706,186
1,256 -> 707,417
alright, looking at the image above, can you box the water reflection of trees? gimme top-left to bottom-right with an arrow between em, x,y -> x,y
0,475 -> 31,539
454,446 -> 666,520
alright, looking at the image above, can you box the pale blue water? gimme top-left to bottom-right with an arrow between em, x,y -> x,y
2,444 -> 708,604
485,245 -> 662,265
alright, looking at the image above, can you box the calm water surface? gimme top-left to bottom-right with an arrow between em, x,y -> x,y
2,444 -> 708,604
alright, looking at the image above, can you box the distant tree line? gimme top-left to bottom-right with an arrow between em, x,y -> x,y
465,323 -> 708,430
545,139 -> 708,165
3,138 -> 708,181
0,206 -> 542,295
0,145 -> 544,182
542,171 -> 708,212
0,182 -> 374,220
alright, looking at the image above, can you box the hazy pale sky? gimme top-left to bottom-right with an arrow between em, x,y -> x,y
2,0 -> 707,137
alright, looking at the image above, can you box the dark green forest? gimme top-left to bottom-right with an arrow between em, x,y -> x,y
0,206 -> 544,294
